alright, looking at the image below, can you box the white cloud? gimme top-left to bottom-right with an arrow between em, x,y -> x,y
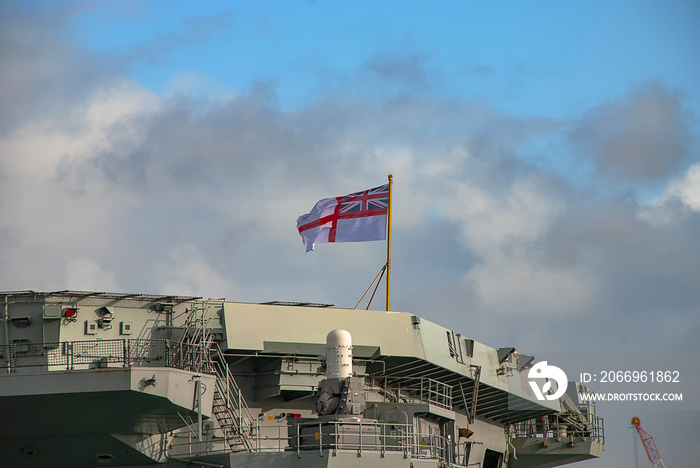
0,79 -> 158,264
152,244 -> 233,299
663,162 -> 700,211
640,162 -> 700,226
429,173 -> 601,315
468,259 -> 599,316
1,80 -> 157,175
166,72 -> 238,102
66,259 -> 120,292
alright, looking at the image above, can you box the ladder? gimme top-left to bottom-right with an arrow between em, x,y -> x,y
206,345 -> 257,452
178,301 -> 256,452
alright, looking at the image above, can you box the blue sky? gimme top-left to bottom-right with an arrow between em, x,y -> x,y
2,1 -> 700,466
61,0 -> 700,201
67,1 -> 700,117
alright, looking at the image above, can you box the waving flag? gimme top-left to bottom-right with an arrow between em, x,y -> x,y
297,184 -> 389,252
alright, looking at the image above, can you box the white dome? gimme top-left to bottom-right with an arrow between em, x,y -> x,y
325,329 -> 353,379
326,329 -> 352,348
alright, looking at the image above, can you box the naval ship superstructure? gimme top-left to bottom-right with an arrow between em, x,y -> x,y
0,291 -> 604,467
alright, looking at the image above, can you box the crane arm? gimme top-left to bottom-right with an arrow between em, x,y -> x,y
631,416 -> 666,468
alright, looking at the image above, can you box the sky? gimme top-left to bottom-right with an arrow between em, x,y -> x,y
1,0 -> 699,466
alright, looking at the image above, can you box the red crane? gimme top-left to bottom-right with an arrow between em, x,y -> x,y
631,416 -> 666,468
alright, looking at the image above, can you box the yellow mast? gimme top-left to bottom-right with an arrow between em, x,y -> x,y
386,173 -> 393,311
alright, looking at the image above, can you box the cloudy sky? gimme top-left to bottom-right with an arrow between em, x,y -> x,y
1,1 -> 699,465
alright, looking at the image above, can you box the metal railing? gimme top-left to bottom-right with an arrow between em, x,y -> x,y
169,418 -> 471,465
0,339 -> 209,374
419,377 -> 453,409
366,376 -> 453,409
513,413 -> 605,443
205,344 -> 257,452
1,338 -> 258,453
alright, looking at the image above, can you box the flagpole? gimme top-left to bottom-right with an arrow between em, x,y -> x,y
386,173 -> 393,311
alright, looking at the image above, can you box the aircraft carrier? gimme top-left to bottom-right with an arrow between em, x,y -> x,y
0,290 -> 604,467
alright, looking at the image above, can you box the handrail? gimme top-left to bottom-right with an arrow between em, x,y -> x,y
205,343 -> 257,452
512,413 -> 605,442
366,375 -> 453,409
170,419 -> 471,465
0,339 -> 211,373
173,301 -> 257,453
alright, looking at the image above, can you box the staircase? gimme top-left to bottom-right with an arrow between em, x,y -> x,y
177,301 -> 257,452
206,344 -> 257,452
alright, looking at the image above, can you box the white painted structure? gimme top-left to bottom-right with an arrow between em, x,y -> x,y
325,329 -> 353,379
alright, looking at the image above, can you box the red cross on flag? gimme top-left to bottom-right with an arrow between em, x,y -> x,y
297,184 -> 389,252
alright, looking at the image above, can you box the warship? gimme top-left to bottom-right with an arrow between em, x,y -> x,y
0,290 -> 604,467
